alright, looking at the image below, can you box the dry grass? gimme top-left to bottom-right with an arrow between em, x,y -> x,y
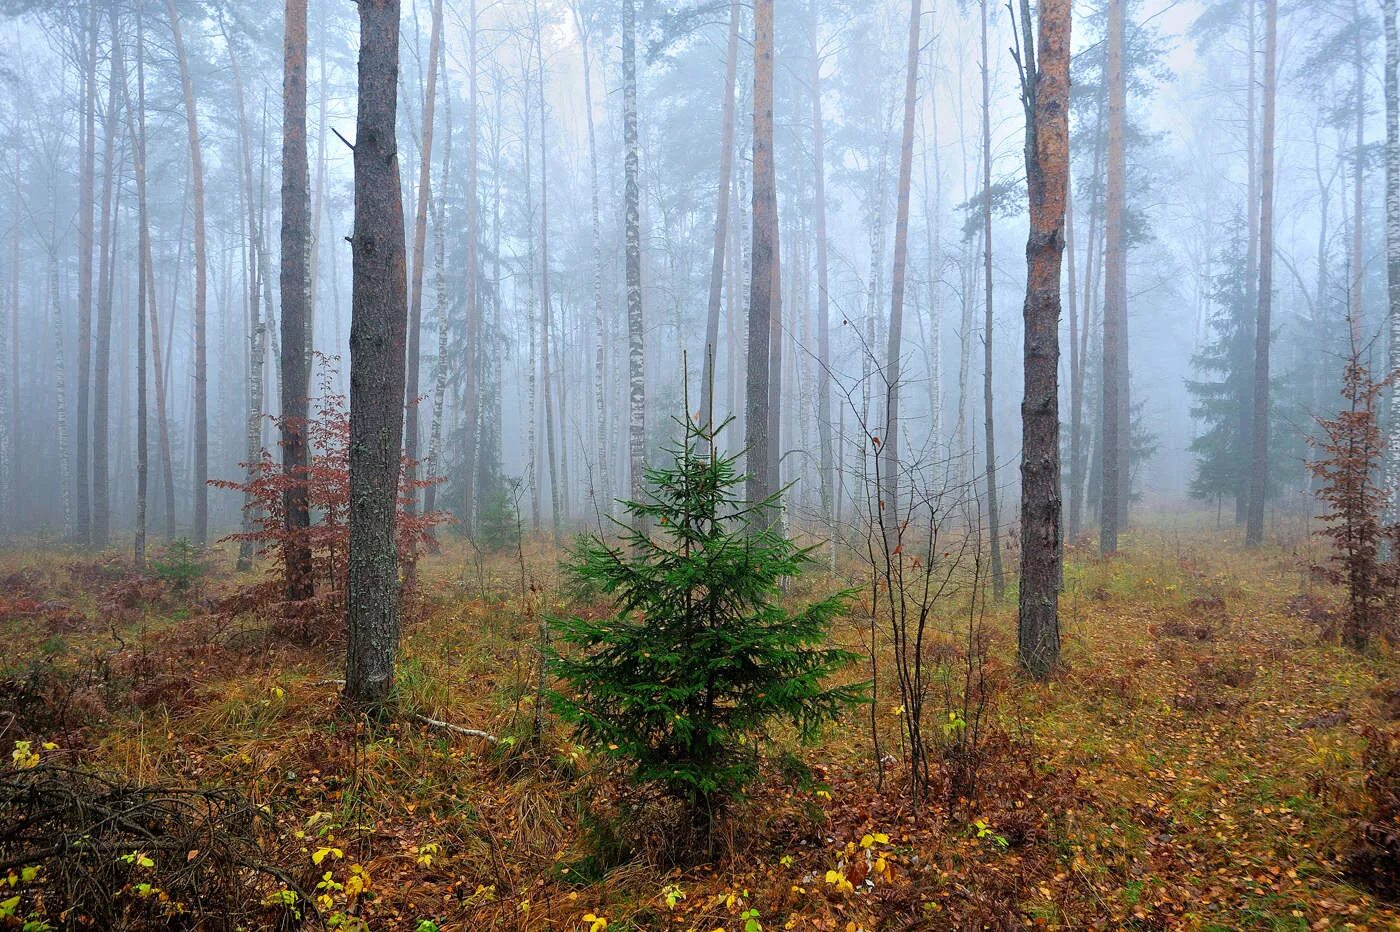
1,519 -> 1398,929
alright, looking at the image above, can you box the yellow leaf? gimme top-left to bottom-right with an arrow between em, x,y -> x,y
311,847 -> 343,866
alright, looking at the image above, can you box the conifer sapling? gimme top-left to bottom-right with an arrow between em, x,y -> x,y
548,414 -> 865,818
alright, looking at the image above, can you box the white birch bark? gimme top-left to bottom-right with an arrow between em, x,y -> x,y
1383,0 -> 1400,517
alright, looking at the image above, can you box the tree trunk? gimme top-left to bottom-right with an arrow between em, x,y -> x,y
1099,0 -> 1127,555
279,0 -> 314,598
460,0 -> 482,534
1349,0 -> 1366,348
745,0 -> 777,516
768,221 -> 783,515
536,0 -> 560,540
1073,81 -> 1105,535
227,33 -> 266,572
701,0 -> 741,431
344,0 -> 409,714
1384,0 -> 1400,519
573,0 -> 610,517
92,2 -> 119,550
523,71 -> 540,533
1016,0 -> 1070,679
1064,175 -> 1082,539
1238,0 -> 1257,524
1244,0 -> 1277,548
50,260 -> 73,537
812,0 -> 834,561
980,0 -> 1004,597
117,6 -> 159,564
75,0 -> 96,546
882,0 -> 921,552
402,0 -> 443,568
920,42 -> 943,455
167,0 -> 208,546
132,10 -> 174,544
623,0 -> 648,527
424,39 -> 452,521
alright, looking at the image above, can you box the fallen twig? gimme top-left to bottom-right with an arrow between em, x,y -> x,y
307,678 -> 497,742
412,714 -> 499,744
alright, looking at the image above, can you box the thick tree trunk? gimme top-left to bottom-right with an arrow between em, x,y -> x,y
344,0 -> 409,714
280,0 -> 314,598
623,0 -> 648,526
1244,0 -> 1277,548
980,0 -> 1004,597
882,0 -> 921,552
167,0 -> 208,546
701,0 -> 740,430
1017,0 -> 1070,679
1100,0 -> 1127,555
745,0 -> 777,515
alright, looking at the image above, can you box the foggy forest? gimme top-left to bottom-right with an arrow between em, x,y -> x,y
1,0 -> 1399,927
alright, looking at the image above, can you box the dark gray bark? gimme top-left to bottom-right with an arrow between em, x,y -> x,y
344,0 -> 409,714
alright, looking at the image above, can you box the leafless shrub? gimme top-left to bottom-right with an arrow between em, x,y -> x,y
0,762 -> 309,930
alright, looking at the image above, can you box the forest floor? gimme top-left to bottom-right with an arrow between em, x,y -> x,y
2,518 -> 1399,930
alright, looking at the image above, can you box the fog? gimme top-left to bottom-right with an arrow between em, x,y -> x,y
0,0 -> 1387,546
